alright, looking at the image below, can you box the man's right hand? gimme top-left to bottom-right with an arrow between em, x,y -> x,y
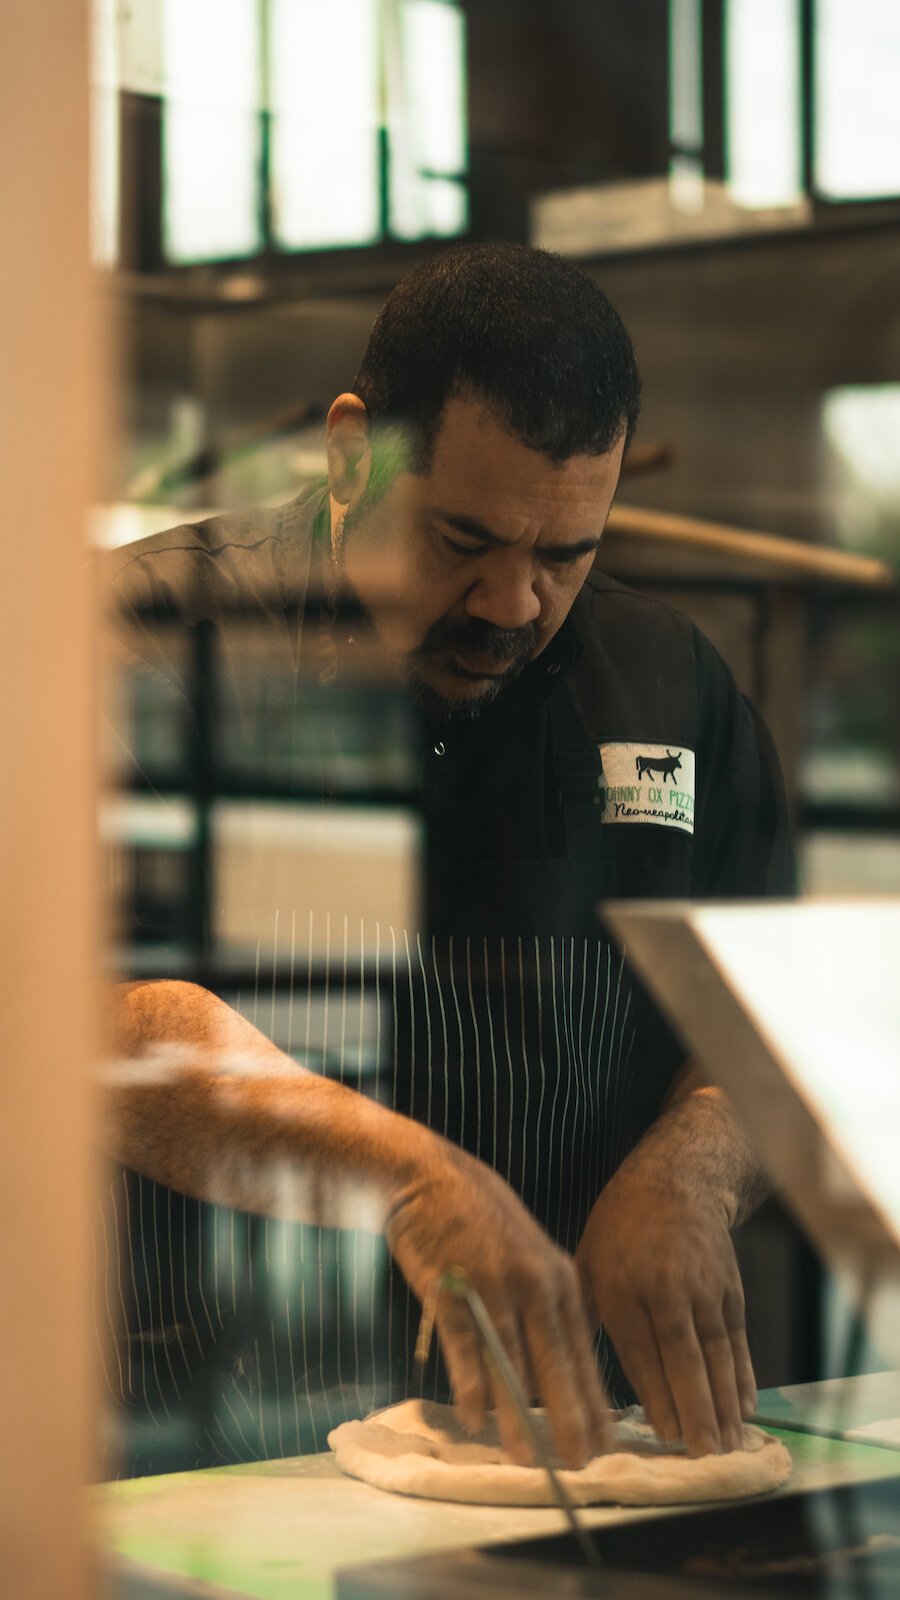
384,1133 -> 611,1469
107,980 -> 610,1468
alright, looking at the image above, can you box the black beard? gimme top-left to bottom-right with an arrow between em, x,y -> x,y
332,516 -> 537,724
400,653 -> 528,724
404,614 -> 537,723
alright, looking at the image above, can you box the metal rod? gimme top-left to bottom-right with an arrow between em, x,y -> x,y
416,1266 -> 602,1569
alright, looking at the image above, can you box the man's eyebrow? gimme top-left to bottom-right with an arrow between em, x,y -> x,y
431,509 -> 603,557
431,510 -> 505,543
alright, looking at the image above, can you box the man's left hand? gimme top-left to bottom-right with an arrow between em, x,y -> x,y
575,1089 -> 759,1457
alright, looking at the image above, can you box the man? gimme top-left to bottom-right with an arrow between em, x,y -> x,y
102,243 -> 790,1476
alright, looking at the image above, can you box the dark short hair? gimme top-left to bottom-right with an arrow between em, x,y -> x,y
352,242 -> 641,473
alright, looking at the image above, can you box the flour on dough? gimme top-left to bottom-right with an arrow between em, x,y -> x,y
328,1399 -> 792,1507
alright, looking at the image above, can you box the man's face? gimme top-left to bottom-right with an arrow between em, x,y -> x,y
332,395 -> 625,720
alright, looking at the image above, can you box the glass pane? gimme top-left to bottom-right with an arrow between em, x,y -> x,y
422,175 -> 468,236
161,0 -> 262,264
388,0 -> 468,241
724,0 -> 803,208
821,384 -> 900,551
815,0 -> 900,200
668,0 -> 704,154
269,0 -> 381,251
402,0 -> 467,176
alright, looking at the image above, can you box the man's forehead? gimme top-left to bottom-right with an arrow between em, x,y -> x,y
423,394 -> 625,474
416,423 -> 623,544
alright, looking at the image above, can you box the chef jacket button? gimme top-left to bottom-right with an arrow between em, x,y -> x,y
433,740 -> 446,757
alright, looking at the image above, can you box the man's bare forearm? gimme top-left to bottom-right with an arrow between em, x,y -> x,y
575,1062 -> 768,1454
102,980 -> 612,1466
102,979 -> 432,1228
656,1064 -> 771,1229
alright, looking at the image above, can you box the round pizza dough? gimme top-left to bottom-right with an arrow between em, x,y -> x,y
328,1399 -> 792,1507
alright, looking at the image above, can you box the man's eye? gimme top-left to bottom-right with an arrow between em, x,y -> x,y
441,535 -> 484,558
543,548 -> 589,567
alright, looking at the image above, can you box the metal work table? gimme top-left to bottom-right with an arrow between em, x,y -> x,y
97,1376 -> 900,1600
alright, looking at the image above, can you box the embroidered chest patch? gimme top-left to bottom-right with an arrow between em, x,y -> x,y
599,743 -> 696,835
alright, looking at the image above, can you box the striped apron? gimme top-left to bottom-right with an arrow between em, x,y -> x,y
97,684 -> 656,1474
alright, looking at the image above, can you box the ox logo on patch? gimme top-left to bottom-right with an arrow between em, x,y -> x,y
599,742 -> 695,835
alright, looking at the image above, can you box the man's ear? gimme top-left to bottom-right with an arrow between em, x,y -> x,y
326,393 -> 371,507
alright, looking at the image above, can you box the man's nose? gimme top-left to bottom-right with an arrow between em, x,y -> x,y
463,560 -> 541,631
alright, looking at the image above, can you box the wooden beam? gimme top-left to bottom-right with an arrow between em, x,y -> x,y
606,502 -> 896,588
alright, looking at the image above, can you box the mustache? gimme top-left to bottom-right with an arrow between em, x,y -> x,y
413,616 -> 538,663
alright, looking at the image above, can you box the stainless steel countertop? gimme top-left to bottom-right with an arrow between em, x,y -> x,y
96,1379 -> 900,1600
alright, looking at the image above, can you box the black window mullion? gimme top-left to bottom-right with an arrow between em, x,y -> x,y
800,0 -> 817,202
259,0 -> 274,254
700,0 -> 725,183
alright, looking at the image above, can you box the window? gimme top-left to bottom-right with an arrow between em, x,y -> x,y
668,0 -> 705,210
724,0 -> 803,209
162,0 -> 263,263
386,0 -> 468,241
92,0 -> 469,267
814,0 -> 900,201
666,0 -> 900,215
268,0 -> 382,252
